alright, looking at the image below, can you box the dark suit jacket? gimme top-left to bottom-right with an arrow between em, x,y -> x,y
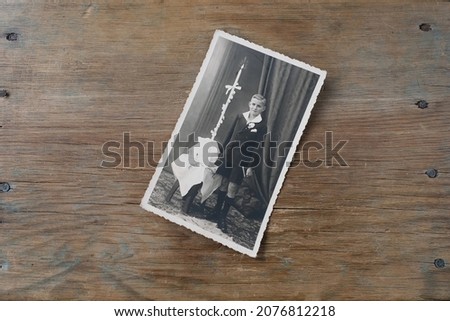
217,113 -> 267,183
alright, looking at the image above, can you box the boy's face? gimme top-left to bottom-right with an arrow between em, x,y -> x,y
248,98 -> 266,117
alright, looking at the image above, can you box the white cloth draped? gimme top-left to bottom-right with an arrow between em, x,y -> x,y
171,137 -> 223,203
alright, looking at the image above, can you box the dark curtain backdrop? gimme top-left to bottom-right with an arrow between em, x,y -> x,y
248,56 -> 320,205
162,37 -> 320,207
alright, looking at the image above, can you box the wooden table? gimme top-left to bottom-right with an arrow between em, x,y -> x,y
1,1 -> 449,300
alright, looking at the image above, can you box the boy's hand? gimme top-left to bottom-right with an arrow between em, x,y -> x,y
245,168 -> 253,177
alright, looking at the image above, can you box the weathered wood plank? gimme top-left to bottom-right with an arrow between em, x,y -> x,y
0,1 -> 449,300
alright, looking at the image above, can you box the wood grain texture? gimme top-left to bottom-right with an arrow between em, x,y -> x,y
0,0 -> 449,300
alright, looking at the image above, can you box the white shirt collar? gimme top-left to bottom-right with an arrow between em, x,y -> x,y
243,111 -> 262,124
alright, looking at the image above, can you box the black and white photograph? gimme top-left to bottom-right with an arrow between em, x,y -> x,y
141,30 -> 326,257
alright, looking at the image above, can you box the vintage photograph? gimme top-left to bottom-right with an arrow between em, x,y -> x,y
141,30 -> 326,257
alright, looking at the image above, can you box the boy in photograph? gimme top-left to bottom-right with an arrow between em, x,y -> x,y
212,94 -> 268,233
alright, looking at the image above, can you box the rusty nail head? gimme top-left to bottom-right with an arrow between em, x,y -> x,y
434,258 -> 445,269
425,169 -> 438,178
415,100 -> 428,109
6,33 -> 18,41
419,23 -> 432,32
1,182 -> 10,192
